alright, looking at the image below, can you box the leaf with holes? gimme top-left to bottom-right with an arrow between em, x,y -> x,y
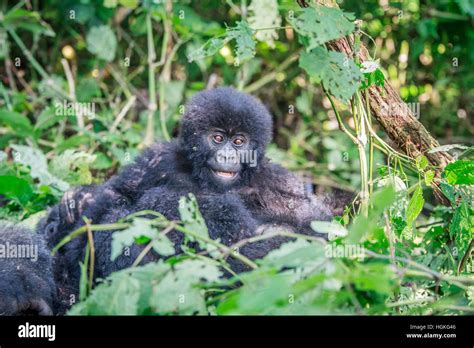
227,21 -> 256,62
289,6 -> 355,51
300,47 -> 362,102
187,37 -> 226,62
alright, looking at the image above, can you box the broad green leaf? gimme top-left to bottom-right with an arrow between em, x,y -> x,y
406,185 -> 424,228
49,150 -> 96,185
110,218 -> 174,261
300,47 -> 362,102
350,263 -> 397,295
261,238 -> 326,270
55,134 -> 91,153
347,186 -> 396,244
172,5 -> 222,36
311,220 -> 348,240
178,194 -> 210,242
11,145 -> 69,191
444,160 -> 474,185
69,271 -> 141,315
3,8 -> 55,37
86,25 -> 117,62
76,78 -> 102,102
91,152 -> 114,170
0,175 -> 34,205
449,202 -> 472,262
150,259 -> 221,314
34,106 -> 60,131
0,109 -> 34,138
289,6 -> 355,50
226,21 -> 256,62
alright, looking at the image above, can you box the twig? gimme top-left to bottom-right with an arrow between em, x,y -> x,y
244,52 -> 300,93
0,82 -> 12,110
109,95 -> 137,132
84,217 -> 95,293
363,248 -> 474,288
143,13 -> 158,146
60,58 -> 83,130
324,88 -> 358,145
386,297 -> 436,308
132,223 -> 175,267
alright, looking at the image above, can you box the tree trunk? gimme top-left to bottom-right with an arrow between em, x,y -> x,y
300,1 -> 454,204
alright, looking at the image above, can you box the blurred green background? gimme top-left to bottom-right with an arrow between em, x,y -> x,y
0,0 -> 472,218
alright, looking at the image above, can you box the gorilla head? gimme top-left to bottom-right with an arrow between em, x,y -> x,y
180,87 -> 273,191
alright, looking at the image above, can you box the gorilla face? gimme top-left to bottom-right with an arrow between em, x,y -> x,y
205,128 -> 252,187
179,87 -> 273,191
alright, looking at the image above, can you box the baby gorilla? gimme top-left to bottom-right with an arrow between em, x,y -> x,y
0,87 -> 333,315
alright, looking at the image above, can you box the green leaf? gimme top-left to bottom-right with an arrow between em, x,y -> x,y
69,271 -> 141,315
347,186 -> 396,244
91,152 -> 114,170
178,194 -> 210,243
406,185 -> 424,228
11,145 -> 69,191
0,109 -> 34,138
350,263 -> 397,295
415,155 -> 429,171
55,134 -> 91,153
110,218 -> 174,261
289,6 -> 355,50
311,220 -> 348,240
118,0 -> 139,9
0,175 -> 34,205
150,259 -> 221,314
86,25 -> 117,62
187,37 -> 225,62
49,150 -> 96,185
424,170 -> 435,186
34,106 -> 60,131
3,8 -> 55,37
373,69 -> 385,87
444,160 -> 474,185
226,21 -> 256,62
261,239 -> 326,270
76,78 -> 102,102
300,47 -> 362,102
172,5 -> 222,36
449,202 -> 473,263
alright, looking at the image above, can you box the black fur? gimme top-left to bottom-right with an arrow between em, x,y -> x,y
0,87 -> 333,315
0,225 -> 55,315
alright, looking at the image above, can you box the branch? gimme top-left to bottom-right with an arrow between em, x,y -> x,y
305,0 -> 454,205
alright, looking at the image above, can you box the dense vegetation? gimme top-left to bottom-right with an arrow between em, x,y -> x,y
0,0 -> 472,315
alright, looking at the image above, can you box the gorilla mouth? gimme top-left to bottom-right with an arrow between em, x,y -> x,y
213,170 -> 238,179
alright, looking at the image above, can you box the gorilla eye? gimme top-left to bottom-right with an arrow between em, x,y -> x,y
233,137 -> 245,146
212,134 -> 225,144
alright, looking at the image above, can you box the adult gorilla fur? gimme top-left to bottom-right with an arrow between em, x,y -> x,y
0,87 -> 334,315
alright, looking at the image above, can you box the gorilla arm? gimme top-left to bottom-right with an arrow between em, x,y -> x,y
237,161 -> 334,236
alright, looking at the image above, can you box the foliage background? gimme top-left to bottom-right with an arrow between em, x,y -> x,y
0,0 -> 472,315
